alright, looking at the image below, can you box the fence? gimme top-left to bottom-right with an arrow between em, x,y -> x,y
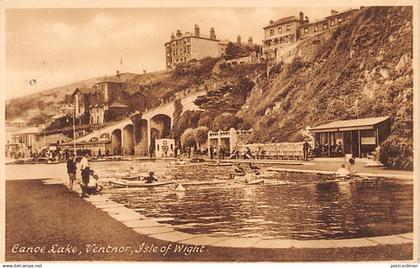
237,142 -> 305,160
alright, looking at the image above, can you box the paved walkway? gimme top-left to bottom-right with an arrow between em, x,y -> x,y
5,180 -> 413,261
216,158 -> 413,180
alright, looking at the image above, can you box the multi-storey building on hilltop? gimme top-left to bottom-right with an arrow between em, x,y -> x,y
262,9 -> 358,62
72,79 -> 144,125
164,24 -> 222,69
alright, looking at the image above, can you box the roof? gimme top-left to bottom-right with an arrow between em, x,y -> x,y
10,119 -> 26,124
263,16 -> 300,29
310,116 -> 390,132
13,127 -> 41,135
72,87 -> 94,96
325,8 -> 358,18
51,114 -> 65,120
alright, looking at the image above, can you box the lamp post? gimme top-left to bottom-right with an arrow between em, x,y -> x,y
73,107 -> 76,154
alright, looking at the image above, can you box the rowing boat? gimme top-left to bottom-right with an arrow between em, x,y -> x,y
109,180 -> 173,188
245,179 -> 265,185
206,163 -> 233,167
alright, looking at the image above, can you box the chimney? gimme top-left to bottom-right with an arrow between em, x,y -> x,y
194,24 -> 200,37
210,27 -> 216,39
269,20 -> 274,24
248,36 -> 253,46
299,11 -> 304,22
237,35 -> 241,44
176,30 -> 182,38
171,33 -> 175,40
331,9 -> 339,15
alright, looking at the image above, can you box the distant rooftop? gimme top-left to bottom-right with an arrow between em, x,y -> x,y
13,127 -> 41,135
263,16 -> 300,29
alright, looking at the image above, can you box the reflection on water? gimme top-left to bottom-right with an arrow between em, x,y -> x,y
6,160 -> 413,240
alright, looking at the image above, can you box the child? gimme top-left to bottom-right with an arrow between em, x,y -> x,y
144,171 -> 158,184
86,170 -> 102,195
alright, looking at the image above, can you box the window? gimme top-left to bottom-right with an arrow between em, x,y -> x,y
314,25 -> 318,32
304,28 -> 308,33
323,23 -> 328,30
338,16 -> 342,23
270,29 -> 274,36
274,39 -> 278,45
330,20 -> 335,26
278,27 -> 282,34
347,15 -> 351,20
286,24 -> 290,31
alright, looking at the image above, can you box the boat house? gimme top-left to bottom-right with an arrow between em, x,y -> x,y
309,116 -> 391,158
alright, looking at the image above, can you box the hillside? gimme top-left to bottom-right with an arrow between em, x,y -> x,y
240,6 -> 413,169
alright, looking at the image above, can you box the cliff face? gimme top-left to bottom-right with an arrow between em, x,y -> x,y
239,6 -> 413,169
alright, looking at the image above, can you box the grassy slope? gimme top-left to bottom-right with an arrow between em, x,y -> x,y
240,7 -> 413,169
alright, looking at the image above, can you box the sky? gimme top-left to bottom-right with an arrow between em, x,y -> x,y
5,6 -> 355,99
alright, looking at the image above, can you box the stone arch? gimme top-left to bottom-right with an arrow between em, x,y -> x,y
150,114 -> 171,139
122,124 -> 135,155
111,129 -> 122,155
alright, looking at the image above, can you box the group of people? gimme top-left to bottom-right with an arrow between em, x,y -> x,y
336,155 -> 356,177
230,162 -> 260,179
209,145 -> 227,159
66,153 -> 102,198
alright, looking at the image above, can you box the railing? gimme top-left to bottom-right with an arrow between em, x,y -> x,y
237,142 -> 305,160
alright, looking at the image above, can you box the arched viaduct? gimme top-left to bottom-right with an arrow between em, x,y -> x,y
72,91 -> 203,156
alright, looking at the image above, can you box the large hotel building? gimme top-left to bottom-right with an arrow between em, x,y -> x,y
262,9 -> 359,61
164,25 -> 226,69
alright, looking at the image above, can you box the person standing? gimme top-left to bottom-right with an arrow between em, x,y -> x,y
303,139 -> 311,161
66,154 -> 77,191
209,145 -> 214,159
347,154 -> 356,173
80,152 -> 90,198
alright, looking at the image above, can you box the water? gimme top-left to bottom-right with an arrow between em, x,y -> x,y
6,160 -> 413,240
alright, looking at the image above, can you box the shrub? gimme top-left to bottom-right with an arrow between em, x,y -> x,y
180,128 -> 196,147
379,135 -> 413,170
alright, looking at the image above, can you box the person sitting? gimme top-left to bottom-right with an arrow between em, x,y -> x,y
244,147 -> 253,159
87,173 -> 102,195
336,142 -> 343,156
249,162 -> 261,175
144,171 -> 158,184
233,164 -> 245,176
229,149 -> 239,159
249,162 -> 260,170
336,164 -> 350,177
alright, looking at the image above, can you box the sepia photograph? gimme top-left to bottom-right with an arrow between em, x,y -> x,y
1,0 -> 418,264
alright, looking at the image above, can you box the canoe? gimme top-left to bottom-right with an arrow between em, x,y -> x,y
169,161 -> 187,165
121,175 -> 142,180
109,180 -> 173,188
206,163 -> 233,167
246,179 -> 265,185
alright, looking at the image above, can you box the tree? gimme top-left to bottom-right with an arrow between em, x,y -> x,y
194,126 -> 209,148
180,128 -> 196,147
210,113 -> 243,131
